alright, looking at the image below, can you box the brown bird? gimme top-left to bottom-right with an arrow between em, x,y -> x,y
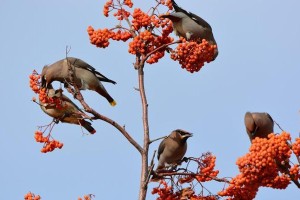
156,129 -> 193,170
160,0 -> 218,60
39,86 -> 96,134
244,112 -> 274,141
243,112 -> 299,187
41,57 -> 117,106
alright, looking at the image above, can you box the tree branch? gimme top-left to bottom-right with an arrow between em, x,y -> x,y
154,171 -> 230,183
138,65 -> 150,200
64,55 -> 143,154
141,40 -> 181,63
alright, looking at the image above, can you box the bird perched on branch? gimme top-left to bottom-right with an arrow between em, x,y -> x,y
41,57 -> 117,106
160,0 -> 218,60
244,112 -> 274,141
39,86 -> 96,134
156,129 -> 193,170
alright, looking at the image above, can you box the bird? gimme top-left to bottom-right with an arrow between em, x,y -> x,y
160,0 -> 218,60
39,85 -> 96,134
244,112 -> 274,141
243,112 -> 300,187
41,57 -> 117,106
156,129 -> 193,170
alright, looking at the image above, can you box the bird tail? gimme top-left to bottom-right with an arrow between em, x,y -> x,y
110,100 -> 117,107
80,120 -> 96,134
171,0 -> 182,12
96,88 -> 117,107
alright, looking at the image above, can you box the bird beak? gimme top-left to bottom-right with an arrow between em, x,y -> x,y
184,133 -> 193,138
41,76 -> 46,88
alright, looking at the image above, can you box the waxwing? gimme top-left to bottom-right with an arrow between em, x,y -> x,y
156,129 -> 193,170
160,0 -> 218,60
41,57 -> 116,106
244,112 -> 274,141
39,86 -> 96,134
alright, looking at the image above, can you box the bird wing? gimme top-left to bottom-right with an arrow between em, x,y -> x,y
60,92 -> 82,111
157,138 -> 167,160
171,0 -> 212,29
245,112 -> 258,136
68,57 -> 117,84
266,113 -> 274,124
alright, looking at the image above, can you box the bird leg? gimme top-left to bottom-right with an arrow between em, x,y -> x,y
52,118 -> 60,124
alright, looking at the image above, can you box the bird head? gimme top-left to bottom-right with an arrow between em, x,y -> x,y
160,12 -> 185,22
173,129 -> 193,142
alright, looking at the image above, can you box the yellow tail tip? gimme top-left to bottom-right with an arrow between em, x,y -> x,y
110,100 -> 117,106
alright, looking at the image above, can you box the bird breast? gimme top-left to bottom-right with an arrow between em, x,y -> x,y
163,142 -> 187,164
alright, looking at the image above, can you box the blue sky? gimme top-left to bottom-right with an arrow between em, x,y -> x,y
0,0 -> 299,199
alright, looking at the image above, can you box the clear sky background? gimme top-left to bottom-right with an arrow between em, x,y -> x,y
0,0 -> 299,199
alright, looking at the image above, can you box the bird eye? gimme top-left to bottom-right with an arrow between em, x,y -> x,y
178,131 -> 185,135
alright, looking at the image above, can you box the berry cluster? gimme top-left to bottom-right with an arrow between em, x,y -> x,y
292,137 -> 300,156
103,0 -> 133,17
152,153 -> 222,199
24,192 -> 41,200
89,1 -> 176,65
87,27 -> 113,48
219,132 -> 297,199
29,71 -> 41,94
151,180 -> 178,200
78,194 -> 95,200
152,180 -> 218,200
103,0 -> 113,17
113,8 -> 131,20
195,154 -> 219,182
160,0 -> 173,10
132,8 -> 151,31
128,29 -> 174,64
290,164 -> 300,180
87,26 -> 132,48
171,39 -> 217,73
35,130 -> 63,153
123,0 -> 133,8
29,71 -> 64,109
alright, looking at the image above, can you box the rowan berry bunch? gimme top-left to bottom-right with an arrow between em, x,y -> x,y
29,70 -> 41,94
34,128 -> 63,153
103,0 -> 133,17
78,194 -> 95,200
171,38 -> 217,73
152,180 -> 219,200
292,137 -> 300,156
160,0 -> 173,10
24,192 -> 41,200
219,132 -> 299,199
151,180 -> 178,200
29,71 -> 65,109
195,153 -> 219,182
152,153 -> 223,199
88,0 -> 177,65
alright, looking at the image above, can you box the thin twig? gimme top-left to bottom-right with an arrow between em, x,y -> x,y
149,135 -> 167,144
274,120 -> 285,132
146,150 -> 157,184
142,40 -> 181,63
156,171 -> 230,183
